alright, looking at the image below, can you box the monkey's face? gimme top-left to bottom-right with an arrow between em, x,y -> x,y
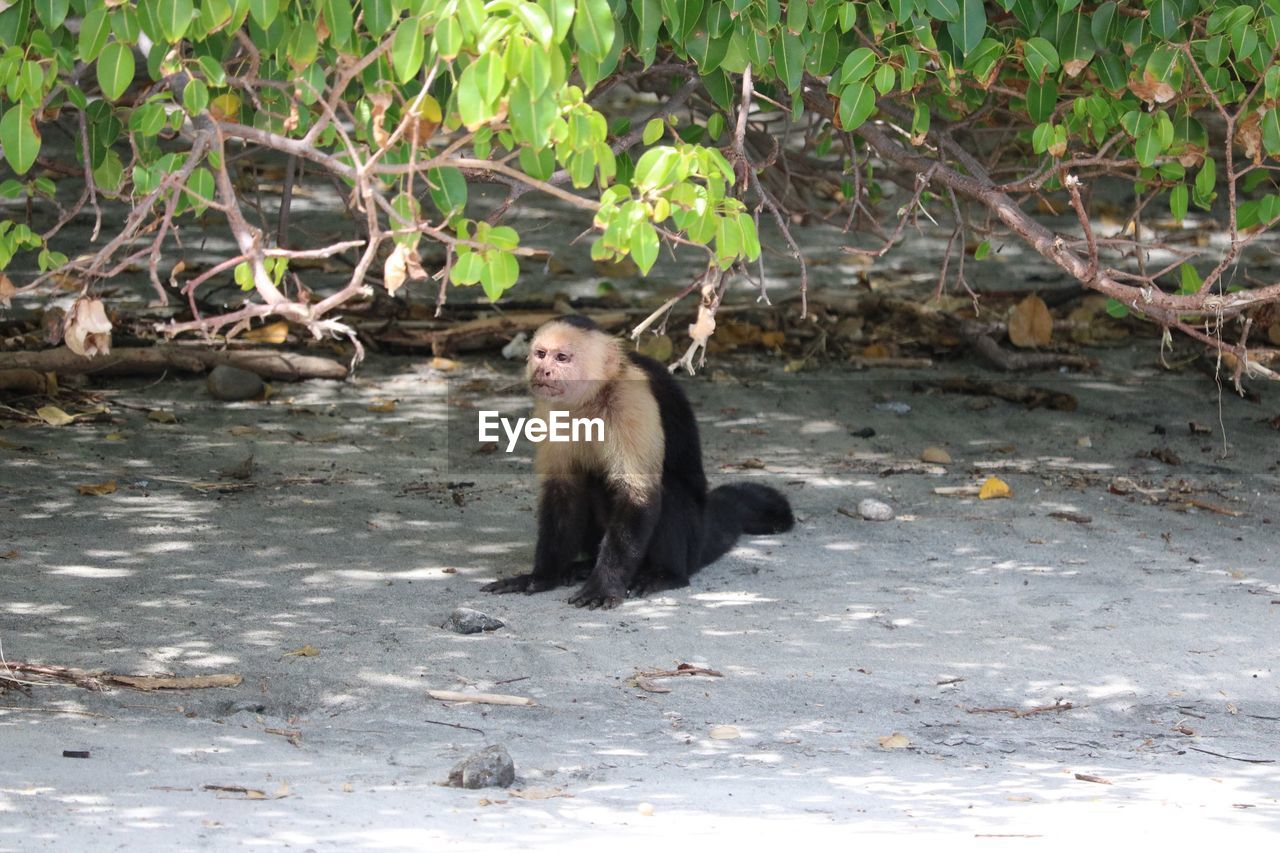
527,322 -> 617,408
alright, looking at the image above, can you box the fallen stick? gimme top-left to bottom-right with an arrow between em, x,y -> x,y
2,662 -> 242,691
426,689 -> 536,706
0,346 -> 348,381
966,701 -> 1077,717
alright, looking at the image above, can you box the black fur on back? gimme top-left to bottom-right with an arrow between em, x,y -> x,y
553,314 -> 600,331
624,352 -> 793,593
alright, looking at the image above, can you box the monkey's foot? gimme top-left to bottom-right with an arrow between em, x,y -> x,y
482,573 -> 558,595
567,578 -> 625,610
628,574 -> 690,597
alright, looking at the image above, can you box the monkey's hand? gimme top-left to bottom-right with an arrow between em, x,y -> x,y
482,573 -> 559,595
567,577 -> 625,610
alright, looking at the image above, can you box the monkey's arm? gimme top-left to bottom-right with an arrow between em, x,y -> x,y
483,479 -> 591,595
568,497 -> 660,609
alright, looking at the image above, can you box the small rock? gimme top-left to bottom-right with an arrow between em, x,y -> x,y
858,499 -> 895,521
447,745 -> 515,789
921,446 -> 952,464
207,365 -> 264,401
1076,435 -> 1093,448
849,426 -> 876,439
873,401 -> 911,414
441,607 -> 504,635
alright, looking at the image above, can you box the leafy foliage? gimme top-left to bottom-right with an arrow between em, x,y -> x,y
0,1 -> 1278,367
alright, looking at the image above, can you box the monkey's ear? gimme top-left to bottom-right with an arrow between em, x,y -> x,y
601,340 -> 621,375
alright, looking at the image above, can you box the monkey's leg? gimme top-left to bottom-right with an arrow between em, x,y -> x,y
483,479 -> 590,595
569,498 -> 660,609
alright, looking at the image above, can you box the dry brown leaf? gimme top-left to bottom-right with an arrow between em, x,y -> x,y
367,400 -> 396,413
229,425 -> 266,436
429,357 -> 460,371
1008,295 -> 1052,348
978,476 -> 1012,500
878,733 -> 910,749
242,321 -> 290,344
760,330 -> 786,348
1,550 -> 19,559
0,273 -> 14,308
148,410 -> 178,424
921,446 -> 952,464
1128,70 -> 1176,104
77,480 -> 118,496
1268,320 -> 1280,346
708,725 -> 741,740
1236,112 -> 1263,165
36,405 -> 76,426
862,343 -> 891,359
104,431 -> 124,441
1063,58 -> 1090,78
383,244 -> 427,296
283,645 -> 319,658
64,297 -> 112,358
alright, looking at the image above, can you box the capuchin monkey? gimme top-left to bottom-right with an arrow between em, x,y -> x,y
482,315 -> 794,609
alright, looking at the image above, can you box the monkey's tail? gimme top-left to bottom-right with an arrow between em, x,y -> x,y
699,482 -> 794,567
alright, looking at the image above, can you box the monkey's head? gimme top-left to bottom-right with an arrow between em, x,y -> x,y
527,317 -> 621,408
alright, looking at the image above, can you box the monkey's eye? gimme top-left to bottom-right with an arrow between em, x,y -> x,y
555,353 -> 570,363
535,349 -> 546,359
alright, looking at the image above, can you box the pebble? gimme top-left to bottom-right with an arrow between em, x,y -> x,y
858,499 -> 895,521
207,365 -> 264,401
440,607 -> 504,635
873,401 -> 911,414
447,745 -> 515,789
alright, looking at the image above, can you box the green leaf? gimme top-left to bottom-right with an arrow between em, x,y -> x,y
948,0 -> 987,57
183,77 -> 209,115
924,0 -> 959,24
0,104 -> 39,175
451,251 -> 485,285
642,117 -> 665,145
508,79 -> 556,147
1104,298 -> 1129,318
873,63 -> 896,95
428,167 -> 468,219
1169,183 -> 1188,222
1135,128 -> 1160,166
392,18 -> 426,82
364,0 -> 394,36
323,0 -> 354,49
574,0 -> 613,60
773,31 -> 805,92
78,7 -> 110,62
186,166 -> 214,215
838,81 -> 876,131
1025,79 -> 1056,123
1263,109 -> 1280,157
35,0 -> 69,29
499,0 -> 553,49
1147,0 -> 1178,40
288,20 -> 320,69
1022,37 -> 1059,80
97,41 -> 135,102
631,221 -> 659,273
248,0 -> 279,29
157,0 -> 194,43
129,102 -> 168,137
1031,121 -> 1054,154
481,251 -> 519,300
1195,157 -> 1216,197
541,0 -> 575,41
973,240 -> 990,260
1177,262 -> 1201,295
636,0 -> 661,67
840,47 -> 876,84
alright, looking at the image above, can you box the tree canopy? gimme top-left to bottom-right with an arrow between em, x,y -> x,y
1,1 -> 1279,377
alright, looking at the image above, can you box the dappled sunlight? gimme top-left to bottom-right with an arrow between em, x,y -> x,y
689,592 -> 778,607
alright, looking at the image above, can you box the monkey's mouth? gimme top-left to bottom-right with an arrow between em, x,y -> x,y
530,381 -> 564,397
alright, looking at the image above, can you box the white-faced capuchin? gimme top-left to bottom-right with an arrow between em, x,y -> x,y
482,315 -> 794,609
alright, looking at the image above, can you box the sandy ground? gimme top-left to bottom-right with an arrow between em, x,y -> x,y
2,341 -> 1279,849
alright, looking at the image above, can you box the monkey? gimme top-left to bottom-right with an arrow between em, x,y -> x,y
482,315 -> 794,609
